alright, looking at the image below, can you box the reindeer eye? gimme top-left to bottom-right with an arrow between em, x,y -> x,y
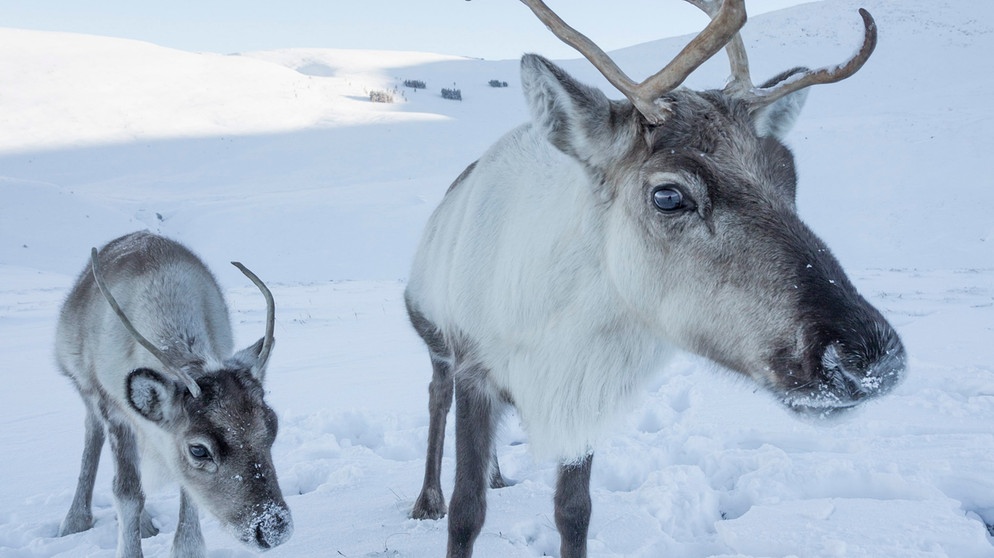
652,186 -> 693,212
189,444 -> 211,460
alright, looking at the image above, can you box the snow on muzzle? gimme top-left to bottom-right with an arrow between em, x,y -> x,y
783,323 -> 906,417
234,501 -> 293,551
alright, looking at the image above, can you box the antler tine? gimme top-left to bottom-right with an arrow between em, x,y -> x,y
745,9 -> 877,108
520,0 -> 747,124
90,248 -> 202,398
684,0 -> 753,94
231,262 -> 275,379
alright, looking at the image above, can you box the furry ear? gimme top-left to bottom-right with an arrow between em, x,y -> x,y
126,368 -> 179,423
227,337 -> 273,383
520,54 -> 629,170
752,67 -> 810,139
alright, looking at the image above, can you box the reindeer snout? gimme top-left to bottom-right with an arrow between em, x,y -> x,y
780,311 -> 905,416
247,502 -> 293,550
820,333 -> 905,402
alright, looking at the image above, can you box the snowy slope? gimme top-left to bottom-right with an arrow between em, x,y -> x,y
1,0 -> 993,556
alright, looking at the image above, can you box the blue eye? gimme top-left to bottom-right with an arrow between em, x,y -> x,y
189,444 -> 210,460
652,187 -> 690,212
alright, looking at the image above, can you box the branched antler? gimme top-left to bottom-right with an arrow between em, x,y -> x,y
520,0 -> 747,124
684,1 -> 877,108
521,0 -> 877,119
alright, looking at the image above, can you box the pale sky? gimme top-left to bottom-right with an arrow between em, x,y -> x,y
2,0 -> 812,60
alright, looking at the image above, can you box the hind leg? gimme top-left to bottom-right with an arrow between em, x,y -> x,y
409,303 -> 455,520
60,399 -> 105,536
412,353 -> 454,519
408,301 -> 510,522
412,355 -> 510,518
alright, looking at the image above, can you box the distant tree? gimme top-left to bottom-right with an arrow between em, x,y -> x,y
488,79 -> 509,88
404,79 -> 427,89
442,88 -> 462,101
369,90 -> 394,103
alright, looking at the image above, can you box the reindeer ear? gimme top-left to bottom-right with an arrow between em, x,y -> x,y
127,368 -> 179,423
520,54 -> 626,170
752,67 -> 809,139
228,338 -> 272,383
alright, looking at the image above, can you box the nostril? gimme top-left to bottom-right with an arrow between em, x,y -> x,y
255,523 -> 271,549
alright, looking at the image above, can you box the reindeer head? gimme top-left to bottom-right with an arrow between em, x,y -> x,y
519,0 -> 904,414
92,252 -> 293,549
126,358 -> 292,549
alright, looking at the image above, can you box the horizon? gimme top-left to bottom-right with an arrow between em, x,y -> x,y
3,0 -> 810,60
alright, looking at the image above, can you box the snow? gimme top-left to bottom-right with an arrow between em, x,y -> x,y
1,0 -> 993,556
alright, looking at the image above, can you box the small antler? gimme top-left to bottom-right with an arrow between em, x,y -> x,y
520,0 -> 747,124
90,248 -> 202,398
231,262 -> 275,379
685,1 -> 877,108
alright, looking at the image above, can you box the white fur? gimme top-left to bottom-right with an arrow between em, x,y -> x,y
55,231 -> 291,555
57,258 -> 233,441
408,122 -> 678,461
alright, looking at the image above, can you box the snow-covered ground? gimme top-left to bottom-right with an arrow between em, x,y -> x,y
1,0 -> 992,556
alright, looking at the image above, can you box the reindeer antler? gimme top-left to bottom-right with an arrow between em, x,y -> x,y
684,0 -> 752,94
231,261 -> 275,380
90,248 -> 202,398
684,0 -> 877,108
520,0 -> 747,124
521,0 -> 876,119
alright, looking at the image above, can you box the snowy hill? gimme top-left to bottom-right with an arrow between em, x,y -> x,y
1,0 -> 992,556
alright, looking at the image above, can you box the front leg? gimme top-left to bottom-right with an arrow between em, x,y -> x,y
172,489 -> 206,558
555,454 -> 593,558
106,419 -> 145,558
60,400 -> 105,536
447,368 -> 500,558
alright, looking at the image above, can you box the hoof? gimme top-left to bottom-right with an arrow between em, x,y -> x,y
140,509 -> 159,538
411,488 -> 447,520
58,512 -> 93,537
489,473 -> 514,489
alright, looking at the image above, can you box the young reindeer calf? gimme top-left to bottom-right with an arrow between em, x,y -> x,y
56,231 -> 292,557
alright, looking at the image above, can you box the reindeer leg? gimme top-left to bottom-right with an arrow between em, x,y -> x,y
408,303 -> 455,520
59,400 -> 104,536
171,489 -> 206,558
106,418 -> 145,558
412,353 -> 453,519
555,454 -> 593,558
447,367 -> 499,558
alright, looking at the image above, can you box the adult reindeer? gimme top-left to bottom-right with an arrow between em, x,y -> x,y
56,231 -> 292,557
406,0 -> 905,556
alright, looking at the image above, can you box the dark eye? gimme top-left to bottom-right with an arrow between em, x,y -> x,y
189,444 -> 211,460
652,186 -> 692,212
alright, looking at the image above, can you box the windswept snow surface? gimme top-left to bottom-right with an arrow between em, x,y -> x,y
1,1 -> 992,556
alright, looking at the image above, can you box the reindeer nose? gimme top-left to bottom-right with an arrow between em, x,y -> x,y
820,325 -> 906,404
251,503 -> 293,549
